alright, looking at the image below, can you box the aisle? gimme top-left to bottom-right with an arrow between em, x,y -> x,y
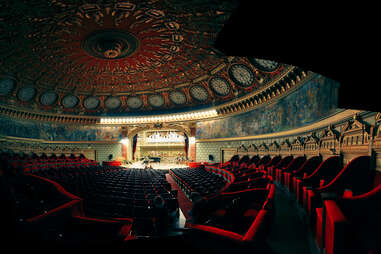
165,173 -> 193,220
266,183 -> 319,254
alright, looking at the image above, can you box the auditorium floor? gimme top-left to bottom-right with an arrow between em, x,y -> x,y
266,183 -> 319,254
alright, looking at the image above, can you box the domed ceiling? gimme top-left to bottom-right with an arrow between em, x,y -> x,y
0,0 -> 291,117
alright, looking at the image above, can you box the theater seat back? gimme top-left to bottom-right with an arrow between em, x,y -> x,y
288,156 -> 307,171
294,156 -> 322,177
257,155 -> 271,167
275,155 -> 294,169
303,156 -> 342,185
248,155 -> 260,166
267,155 -> 281,167
319,156 -> 373,195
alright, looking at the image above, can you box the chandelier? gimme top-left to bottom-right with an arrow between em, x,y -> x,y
146,131 -> 185,143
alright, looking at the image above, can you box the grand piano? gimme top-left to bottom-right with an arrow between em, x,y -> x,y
141,156 -> 161,163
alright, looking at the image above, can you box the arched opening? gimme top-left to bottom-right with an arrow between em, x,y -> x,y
128,128 -> 189,168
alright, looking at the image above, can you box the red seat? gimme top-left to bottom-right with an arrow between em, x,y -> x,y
287,156 -> 322,192
295,156 -> 342,206
247,155 -> 260,169
187,184 -> 275,249
268,155 -> 293,181
306,156 -> 372,217
261,155 -> 282,173
315,182 -> 381,254
254,155 -> 271,171
276,156 -> 306,184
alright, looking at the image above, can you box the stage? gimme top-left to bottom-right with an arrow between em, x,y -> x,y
124,161 -> 189,170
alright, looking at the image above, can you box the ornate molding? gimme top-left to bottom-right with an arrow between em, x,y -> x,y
216,67 -> 308,116
237,144 -> 248,153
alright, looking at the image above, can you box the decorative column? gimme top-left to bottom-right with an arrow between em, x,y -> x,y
189,127 -> 196,161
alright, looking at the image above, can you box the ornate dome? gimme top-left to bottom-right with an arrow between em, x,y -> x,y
0,0 -> 293,118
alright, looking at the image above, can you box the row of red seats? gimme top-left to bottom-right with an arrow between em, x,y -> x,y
173,161 -> 275,252
267,154 -> 381,254
3,152 -> 99,172
3,171 -> 134,246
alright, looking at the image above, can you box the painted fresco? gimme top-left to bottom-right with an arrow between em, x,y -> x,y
196,74 -> 340,139
0,117 -> 122,141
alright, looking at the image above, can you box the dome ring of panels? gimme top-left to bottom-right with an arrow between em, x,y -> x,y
228,64 -> 255,87
189,85 -> 209,102
83,96 -> 100,110
17,86 -> 36,102
104,96 -> 122,110
0,77 -> 16,96
169,90 -> 187,105
248,57 -> 279,72
61,94 -> 79,109
40,91 -> 58,106
209,77 -> 231,96
148,94 -> 165,108
126,96 -> 143,109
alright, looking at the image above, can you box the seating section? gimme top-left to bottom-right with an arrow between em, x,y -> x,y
257,150 -> 381,254
32,166 -> 179,220
169,158 -> 275,250
169,167 -> 227,199
0,165 -> 133,245
3,152 -> 98,173
3,150 -> 378,253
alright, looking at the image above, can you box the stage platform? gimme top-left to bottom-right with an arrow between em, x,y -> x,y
125,161 -> 189,170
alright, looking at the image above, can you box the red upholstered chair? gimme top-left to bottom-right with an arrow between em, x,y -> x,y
233,171 -> 265,183
247,155 -> 260,169
186,185 -> 275,252
295,156 -> 342,206
222,176 -> 272,194
267,155 -> 293,182
237,155 -> 250,169
276,156 -> 306,185
254,155 -> 271,171
306,156 -> 372,218
315,183 -> 381,254
262,155 -> 282,173
287,156 -> 322,192
220,154 -> 240,169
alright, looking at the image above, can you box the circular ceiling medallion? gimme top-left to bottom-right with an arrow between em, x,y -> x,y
169,90 -> 187,105
148,94 -> 165,108
17,86 -> 36,102
40,91 -> 58,106
189,85 -> 209,102
82,30 -> 139,60
228,64 -> 255,87
61,94 -> 79,109
104,96 -> 121,109
209,77 -> 231,96
126,96 -> 143,109
83,96 -> 100,110
248,57 -> 279,72
0,77 -> 15,95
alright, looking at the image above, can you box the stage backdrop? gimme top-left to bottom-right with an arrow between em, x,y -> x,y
196,73 -> 341,139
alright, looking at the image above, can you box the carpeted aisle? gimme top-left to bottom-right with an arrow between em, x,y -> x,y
266,183 -> 319,254
165,173 -> 193,220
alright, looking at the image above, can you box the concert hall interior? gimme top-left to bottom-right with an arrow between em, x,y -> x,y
0,1 -> 379,254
